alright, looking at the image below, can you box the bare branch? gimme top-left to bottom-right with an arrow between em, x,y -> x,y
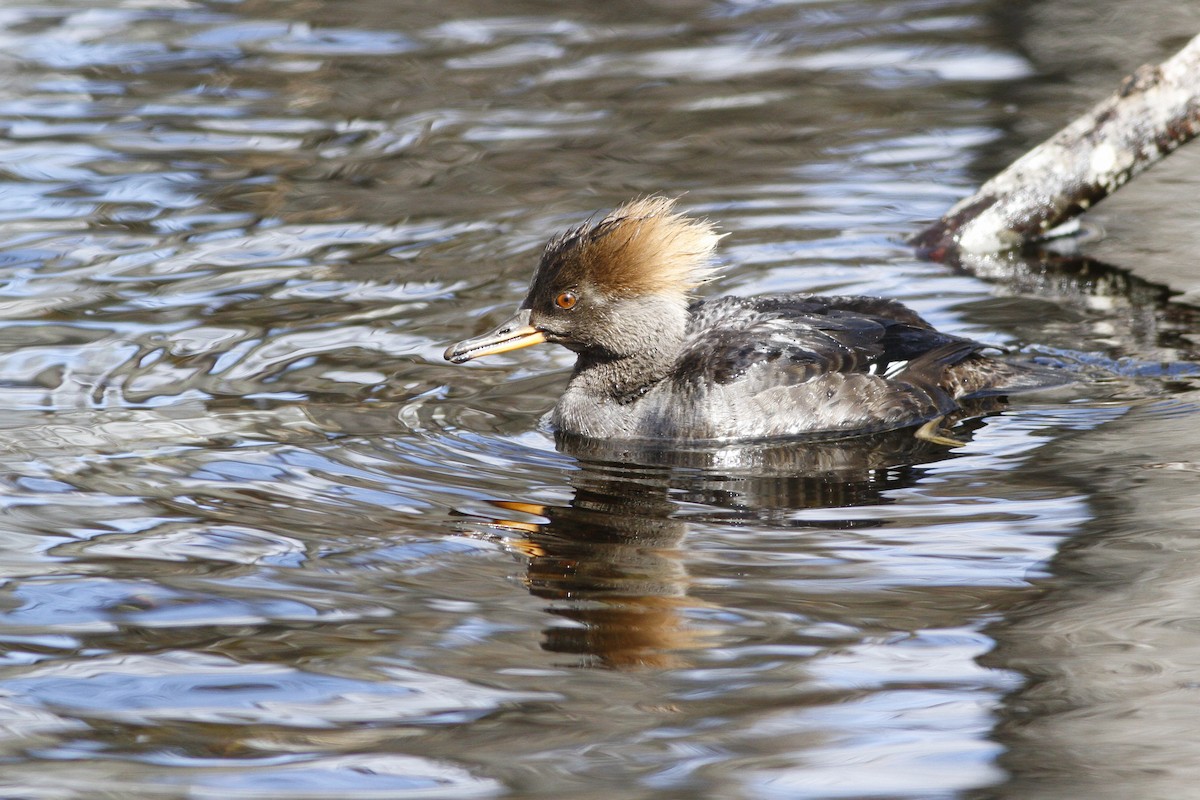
910,33 -> 1200,258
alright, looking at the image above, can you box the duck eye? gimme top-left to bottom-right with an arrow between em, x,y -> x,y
554,291 -> 578,310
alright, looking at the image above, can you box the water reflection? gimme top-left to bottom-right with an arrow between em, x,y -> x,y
470,428 -> 968,669
948,249 -> 1200,368
486,479 -> 696,670
973,389 -> 1200,800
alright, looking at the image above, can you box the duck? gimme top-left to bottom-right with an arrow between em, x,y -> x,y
444,197 -> 1042,444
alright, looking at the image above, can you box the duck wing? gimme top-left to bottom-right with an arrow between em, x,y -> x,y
672,294 -> 985,391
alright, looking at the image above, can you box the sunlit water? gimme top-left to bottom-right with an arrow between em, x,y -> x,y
1,1 -> 1200,798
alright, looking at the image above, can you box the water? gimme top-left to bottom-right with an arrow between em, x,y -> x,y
1,1 -> 1200,798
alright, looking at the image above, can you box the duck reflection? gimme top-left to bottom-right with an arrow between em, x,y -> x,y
471,422 -> 985,669
491,477 -> 694,670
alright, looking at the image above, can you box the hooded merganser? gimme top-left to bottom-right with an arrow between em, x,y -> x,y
444,197 -> 1038,443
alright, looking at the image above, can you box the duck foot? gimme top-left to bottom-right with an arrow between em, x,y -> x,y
914,416 -> 966,447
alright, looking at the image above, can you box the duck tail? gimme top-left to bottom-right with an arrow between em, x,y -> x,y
949,353 -> 1072,399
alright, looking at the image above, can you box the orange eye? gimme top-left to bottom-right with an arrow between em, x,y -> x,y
555,291 -> 578,310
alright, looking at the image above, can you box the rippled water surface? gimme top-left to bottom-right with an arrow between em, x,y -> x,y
3,1 -> 1200,798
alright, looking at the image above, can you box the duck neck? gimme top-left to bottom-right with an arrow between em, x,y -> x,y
571,347 -> 676,405
567,295 -> 689,405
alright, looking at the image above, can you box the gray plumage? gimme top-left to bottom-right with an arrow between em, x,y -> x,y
445,198 -> 1046,443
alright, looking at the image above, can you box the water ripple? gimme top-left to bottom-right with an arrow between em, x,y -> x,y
0,0 -> 1196,797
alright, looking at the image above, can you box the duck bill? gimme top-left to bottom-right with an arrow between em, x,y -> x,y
443,309 -> 546,363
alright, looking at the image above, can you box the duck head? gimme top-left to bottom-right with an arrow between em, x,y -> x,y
444,197 -> 720,365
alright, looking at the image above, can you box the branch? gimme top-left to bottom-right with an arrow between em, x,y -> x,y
910,33 -> 1200,258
